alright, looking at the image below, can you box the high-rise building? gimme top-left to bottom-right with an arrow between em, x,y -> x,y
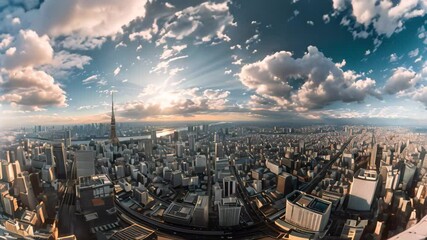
347,168 -> 379,211
110,93 -> 120,146
188,134 -> 196,154
176,142 -> 184,158
277,172 -> 293,196
53,143 -> 67,180
402,162 -> 416,191
215,142 -> 224,159
282,190 -> 332,233
223,176 -> 236,197
151,130 -> 157,145
45,146 -> 54,166
192,196 -> 209,227
218,197 -> 241,227
76,174 -> 117,232
75,150 -> 96,178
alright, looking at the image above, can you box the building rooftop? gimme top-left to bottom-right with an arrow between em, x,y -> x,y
110,224 -> 155,240
163,202 -> 193,220
355,168 -> 378,181
287,191 -> 331,214
78,174 -> 112,188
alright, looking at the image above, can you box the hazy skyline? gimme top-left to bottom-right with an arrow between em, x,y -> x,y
1,0 -> 427,128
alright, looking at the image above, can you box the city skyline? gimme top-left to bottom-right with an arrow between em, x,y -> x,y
1,0 -> 427,128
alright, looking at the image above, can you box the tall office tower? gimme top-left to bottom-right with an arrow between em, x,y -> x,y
215,158 -> 229,182
151,130 -> 157,145
223,176 -> 236,197
1,161 -> 15,182
173,131 -> 179,142
192,196 -> 209,227
402,162 -> 416,191
277,172 -> 294,196
45,146 -> 54,166
218,197 -> 242,227
215,142 -> 224,159
188,134 -> 196,154
347,168 -> 379,211
384,166 -> 400,190
284,190 -> 332,233
194,155 -> 207,173
15,172 -> 38,210
75,150 -> 96,178
2,193 -> 18,217
298,139 -> 305,153
110,93 -> 120,146
53,143 -> 67,180
175,142 -> 184,158
371,144 -> 383,171
64,130 -> 72,147
214,132 -> 220,143
15,146 -> 25,170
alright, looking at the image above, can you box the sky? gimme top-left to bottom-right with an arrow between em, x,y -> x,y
0,0 -> 427,128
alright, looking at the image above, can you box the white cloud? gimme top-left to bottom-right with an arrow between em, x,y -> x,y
59,35 -> 106,50
2,29 -> 53,69
307,20 -> 314,26
160,44 -> 187,60
40,50 -> 92,77
114,65 -> 121,76
390,53 -> 398,62
239,46 -> 381,111
408,48 -> 419,58
82,74 -> 98,84
129,28 -> 153,42
156,0 -> 235,45
26,0 -> 148,38
0,68 -> 66,110
165,2 -> 175,9
384,67 -> 418,94
115,41 -> 127,49
323,14 -> 330,24
120,87 -> 231,119
365,49 -> 371,55
413,86 -> 427,108
334,0 -> 427,38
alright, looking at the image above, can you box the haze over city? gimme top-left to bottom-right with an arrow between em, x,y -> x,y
1,0 -> 427,128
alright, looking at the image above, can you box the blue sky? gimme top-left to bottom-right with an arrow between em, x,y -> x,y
0,0 -> 427,128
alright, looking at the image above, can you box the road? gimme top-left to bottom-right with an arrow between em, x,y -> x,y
299,136 -> 354,194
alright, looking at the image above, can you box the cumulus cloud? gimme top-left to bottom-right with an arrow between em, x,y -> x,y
59,35 -> 106,50
0,68 -> 66,110
384,67 -> 418,94
333,0 -> 427,38
389,53 -> 398,62
2,29 -> 53,69
40,50 -> 92,77
25,0 -> 148,38
156,0 -> 235,45
119,87 -> 231,119
239,46 -> 381,111
413,86 -> 427,108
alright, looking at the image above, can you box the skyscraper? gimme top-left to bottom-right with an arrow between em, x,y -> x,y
218,197 -> 241,227
75,150 -> 96,178
110,92 -> 120,146
53,143 -> 67,180
347,168 -> 379,211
